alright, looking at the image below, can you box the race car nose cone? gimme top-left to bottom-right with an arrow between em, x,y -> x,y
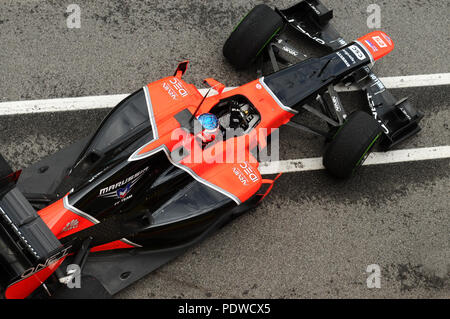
357,31 -> 394,62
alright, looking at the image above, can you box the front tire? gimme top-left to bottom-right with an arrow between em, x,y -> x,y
323,111 -> 382,179
223,4 -> 284,69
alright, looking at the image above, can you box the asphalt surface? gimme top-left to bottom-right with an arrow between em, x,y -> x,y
0,0 -> 449,299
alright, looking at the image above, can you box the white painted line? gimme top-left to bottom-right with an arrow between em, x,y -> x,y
0,89 -> 229,116
0,94 -> 129,116
377,73 -> 450,89
336,73 -> 450,92
258,146 -> 450,175
0,73 -> 448,116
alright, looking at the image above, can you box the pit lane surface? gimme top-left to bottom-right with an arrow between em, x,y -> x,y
0,0 -> 448,298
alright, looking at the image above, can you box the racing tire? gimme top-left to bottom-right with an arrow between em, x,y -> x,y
323,111 -> 383,179
223,4 -> 284,69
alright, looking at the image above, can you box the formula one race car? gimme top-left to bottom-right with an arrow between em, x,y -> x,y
0,0 -> 422,299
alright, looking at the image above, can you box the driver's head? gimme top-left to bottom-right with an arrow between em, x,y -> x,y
197,113 -> 219,143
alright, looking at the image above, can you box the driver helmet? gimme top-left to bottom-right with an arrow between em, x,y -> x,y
197,113 -> 219,143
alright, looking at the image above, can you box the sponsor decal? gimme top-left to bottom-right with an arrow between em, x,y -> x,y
382,33 -> 392,45
163,82 -> 177,100
336,51 -> 350,67
282,46 -> 299,57
20,246 -> 72,280
162,78 -> 188,100
332,96 -> 342,112
338,38 -> 347,46
232,162 -> 259,186
349,45 -> 366,61
307,3 -> 321,15
99,167 -> 149,199
367,92 -> 390,134
365,40 -> 378,52
330,38 -> 347,47
232,167 -> 248,186
62,219 -> 79,232
342,49 -> 356,65
88,169 -> 107,183
295,24 -> 325,45
374,80 -> 385,91
398,106 -> 412,120
372,36 -> 387,48
117,183 -> 131,198
369,74 -> 385,91
169,78 -> 188,97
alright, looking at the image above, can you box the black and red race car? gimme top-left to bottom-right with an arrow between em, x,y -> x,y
0,0 -> 422,299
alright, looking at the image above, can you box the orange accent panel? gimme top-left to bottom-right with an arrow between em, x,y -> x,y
38,197 -> 95,238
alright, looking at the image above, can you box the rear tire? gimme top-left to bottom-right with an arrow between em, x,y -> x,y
323,111 -> 382,179
223,4 -> 284,69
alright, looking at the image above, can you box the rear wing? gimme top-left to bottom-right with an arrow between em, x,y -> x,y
0,154 -> 64,299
